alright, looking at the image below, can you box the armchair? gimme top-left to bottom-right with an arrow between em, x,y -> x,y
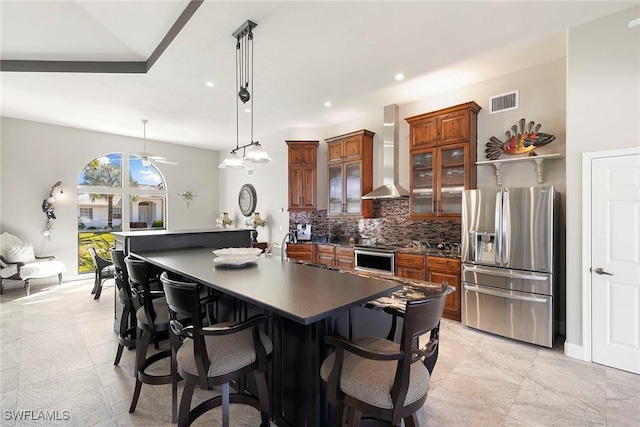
0,232 -> 66,296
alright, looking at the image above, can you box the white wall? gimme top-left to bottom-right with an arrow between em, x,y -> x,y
0,117 -> 219,279
565,6 -> 640,353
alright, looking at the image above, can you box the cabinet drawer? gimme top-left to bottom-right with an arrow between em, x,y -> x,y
396,253 -> 426,268
315,245 -> 335,256
287,243 -> 314,261
427,256 -> 460,271
335,246 -> 354,258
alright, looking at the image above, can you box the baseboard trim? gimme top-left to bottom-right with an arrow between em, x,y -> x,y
564,342 -> 589,361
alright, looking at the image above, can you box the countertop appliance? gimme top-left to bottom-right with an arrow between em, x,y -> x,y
296,224 -> 311,241
461,186 -> 558,347
354,245 -> 395,275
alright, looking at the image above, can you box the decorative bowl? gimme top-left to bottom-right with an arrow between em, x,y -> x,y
212,247 -> 262,262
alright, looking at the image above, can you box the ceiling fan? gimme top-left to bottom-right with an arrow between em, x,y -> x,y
138,119 -> 178,167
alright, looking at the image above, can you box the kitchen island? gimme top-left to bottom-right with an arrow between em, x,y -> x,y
131,247 -> 404,427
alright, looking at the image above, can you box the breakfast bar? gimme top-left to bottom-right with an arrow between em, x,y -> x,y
131,247 -> 403,427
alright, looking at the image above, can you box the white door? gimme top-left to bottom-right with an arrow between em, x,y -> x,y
591,153 -> 640,374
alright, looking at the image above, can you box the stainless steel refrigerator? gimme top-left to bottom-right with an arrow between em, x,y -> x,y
461,186 -> 558,347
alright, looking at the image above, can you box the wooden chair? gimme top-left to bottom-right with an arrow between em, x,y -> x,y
88,246 -> 114,299
320,283 -> 451,427
160,271 -> 272,427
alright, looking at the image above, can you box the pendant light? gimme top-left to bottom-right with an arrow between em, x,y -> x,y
219,20 -> 273,169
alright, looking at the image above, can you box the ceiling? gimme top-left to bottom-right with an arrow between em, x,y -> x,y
1,1 -> 637,152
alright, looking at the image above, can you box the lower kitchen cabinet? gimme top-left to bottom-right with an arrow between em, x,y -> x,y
335,246 -> 355,269
427,256 -> 461,321
395,253 -> 426,280
286,243 -> 314,262
315,244 -> 335,266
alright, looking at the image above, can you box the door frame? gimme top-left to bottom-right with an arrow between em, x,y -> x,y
581,146 -> 640,362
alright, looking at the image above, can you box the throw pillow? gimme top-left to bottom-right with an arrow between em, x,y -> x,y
5,243 -> 36,263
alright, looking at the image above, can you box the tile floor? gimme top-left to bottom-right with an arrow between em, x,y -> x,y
0,278 -> 638,426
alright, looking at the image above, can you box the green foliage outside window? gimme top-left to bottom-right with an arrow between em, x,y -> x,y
78,232 -> 115,273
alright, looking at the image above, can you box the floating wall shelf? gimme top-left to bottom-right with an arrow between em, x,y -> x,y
476,153 -> 563,186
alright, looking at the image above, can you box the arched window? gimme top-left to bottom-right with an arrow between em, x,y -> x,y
76,153 -> 167,272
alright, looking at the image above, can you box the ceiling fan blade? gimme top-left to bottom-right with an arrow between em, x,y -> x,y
154,159 -> 178,165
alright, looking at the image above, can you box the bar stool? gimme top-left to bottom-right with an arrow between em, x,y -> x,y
111,249 -> 137,366
160,272 -> 272,427
89,246 -> 114,299
124,256 -> 177,421
320,282 -> 450,427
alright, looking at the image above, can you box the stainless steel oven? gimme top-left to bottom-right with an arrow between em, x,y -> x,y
354,247 -> 395,275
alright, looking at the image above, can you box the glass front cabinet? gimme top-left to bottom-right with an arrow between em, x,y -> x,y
406,101 -> 480,219
325,130 -> 374,218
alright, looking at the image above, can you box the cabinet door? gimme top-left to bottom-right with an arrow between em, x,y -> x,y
301,168 -> 316,209
316,245 -> 335,266
410,150 -> 435,216
301,145 -> 317,165
344,162 -> 362,215
410,117 -> 437,149
428,269 -> 460,321
396,266 -> 425,280
289,167 -> 304,210
335,247 -> 355,269
328,164 -> 344,215
438,110 -> 469,145
343,137 -> 362,161
438,144 -> 467,216
328,141 -> 343,163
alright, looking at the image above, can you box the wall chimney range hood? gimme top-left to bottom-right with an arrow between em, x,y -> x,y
362,104 -> 410,199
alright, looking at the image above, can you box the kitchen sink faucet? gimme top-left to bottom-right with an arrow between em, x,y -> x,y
281,232 -> 296,261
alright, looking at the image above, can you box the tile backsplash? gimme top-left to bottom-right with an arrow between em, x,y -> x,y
289,199 -> 461,246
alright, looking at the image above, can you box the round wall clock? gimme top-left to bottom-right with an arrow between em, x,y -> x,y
238,183 -> 257,217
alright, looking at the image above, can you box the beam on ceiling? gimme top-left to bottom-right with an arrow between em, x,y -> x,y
0,0 -> 204,74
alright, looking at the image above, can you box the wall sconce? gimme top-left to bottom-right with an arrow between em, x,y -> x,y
42,181 -> 63,239
244,212 -> 266,242
216,212 -> 233,228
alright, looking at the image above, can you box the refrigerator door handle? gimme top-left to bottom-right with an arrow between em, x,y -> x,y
463,284 -> 548,303
494,192 -> 502,266
502,190 -> 510,265
463,265 -> 549,281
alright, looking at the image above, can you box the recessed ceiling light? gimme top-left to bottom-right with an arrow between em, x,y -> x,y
244,108 -> 251,113
629,18 -> 640,28
205,81 -> 215,87
395,73 -> 405,81
324,101 -> 332,107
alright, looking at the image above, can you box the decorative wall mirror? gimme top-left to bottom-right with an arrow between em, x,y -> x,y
238,183 -> 257,217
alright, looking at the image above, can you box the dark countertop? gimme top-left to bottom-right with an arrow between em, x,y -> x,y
113,228 -> 247,237
131,247 -> 402,325
288,259 -> 453,314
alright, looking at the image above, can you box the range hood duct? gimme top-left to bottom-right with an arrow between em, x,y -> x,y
362,104 -> 410,199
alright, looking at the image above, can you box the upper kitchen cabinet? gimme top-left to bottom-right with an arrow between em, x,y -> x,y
287,141 -> 319,212
325,130 -> 374,218
406,102 -> 480,219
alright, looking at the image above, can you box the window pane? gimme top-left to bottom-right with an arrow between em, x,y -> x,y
130,195 -> 165,229
77,153 -> 122,187
78,192 -> 123,231
129,156 -> 166,189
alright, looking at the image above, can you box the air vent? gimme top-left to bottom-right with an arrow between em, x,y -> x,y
489,90 -> 519,114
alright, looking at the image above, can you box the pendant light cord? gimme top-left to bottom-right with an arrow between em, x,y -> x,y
249,28 -> 254,144
235,36 -> 240,152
